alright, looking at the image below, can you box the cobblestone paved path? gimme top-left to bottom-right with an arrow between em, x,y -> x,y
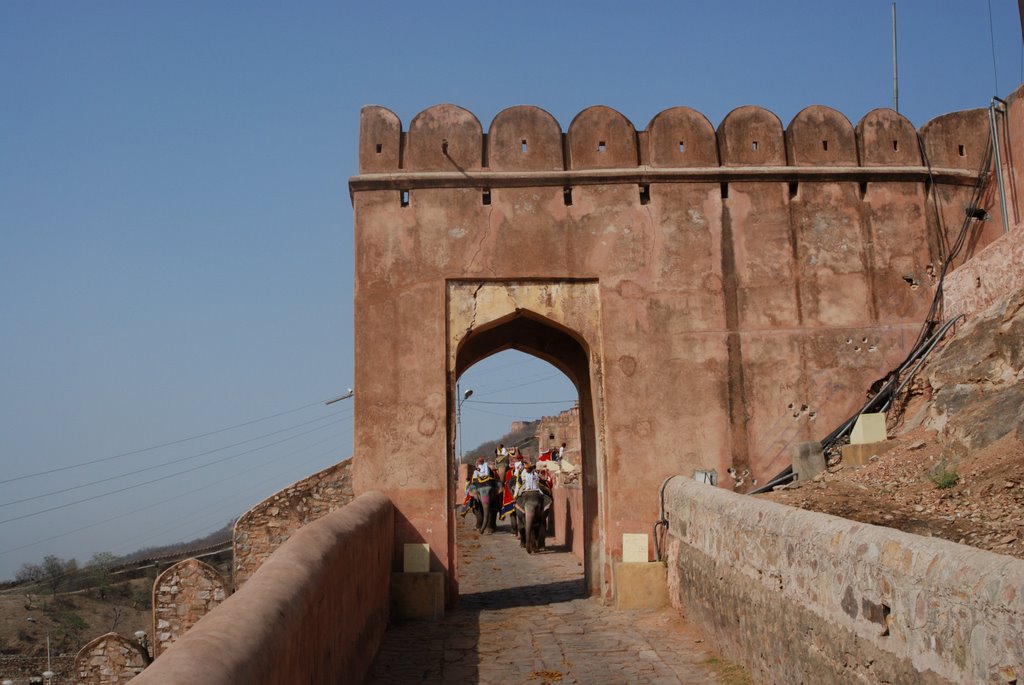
365,517 -> 734,684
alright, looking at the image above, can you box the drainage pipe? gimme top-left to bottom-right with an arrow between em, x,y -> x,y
653,475 -> 684,562
990,96 -> 1010,235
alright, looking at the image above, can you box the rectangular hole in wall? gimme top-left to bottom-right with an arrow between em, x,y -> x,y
375,143 -> 382,154
859,181 -> 868,198
679,141 -> 685,153
720,182 -> 729,199
892,140 -> 899,152
789,181 -> 798,199
639,184 -> 650,205
958,144 -> 966,157
822,140 -> 829,151
521,139 -> 528,153
482,188 -> 491,206
400,190 -> 410,207
597,141 -> 606,152
563,187 -> 573,206
751,140 -> 758,152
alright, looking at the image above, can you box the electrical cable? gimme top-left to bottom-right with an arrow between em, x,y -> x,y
465,399 -> 577,405
0,410 -> 351,509
0,394 -> 350,485
0,434 -> 351,561
0,416 -> 349,526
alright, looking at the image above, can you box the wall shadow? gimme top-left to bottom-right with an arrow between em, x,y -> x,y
363,516 -> 586,684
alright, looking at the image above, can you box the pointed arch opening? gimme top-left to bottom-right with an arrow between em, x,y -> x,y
447,291 -> 606,600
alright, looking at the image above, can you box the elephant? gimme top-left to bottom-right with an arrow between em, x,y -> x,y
514,489 -> 550,554
467,478 -> 502,534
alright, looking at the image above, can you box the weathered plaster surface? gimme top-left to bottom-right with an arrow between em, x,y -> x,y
664,478 -> 1024,684
351,96 -> 1008,601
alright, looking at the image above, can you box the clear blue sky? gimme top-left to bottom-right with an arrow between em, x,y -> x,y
1,1 -> 1020,580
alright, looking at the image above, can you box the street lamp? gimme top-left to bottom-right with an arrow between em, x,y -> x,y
457,386 -> 473,465
25,617 -> 52,682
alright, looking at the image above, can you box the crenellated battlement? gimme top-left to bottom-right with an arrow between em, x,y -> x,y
351,102 -> 989,191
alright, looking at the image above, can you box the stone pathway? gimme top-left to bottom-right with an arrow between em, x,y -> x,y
365,518 -> 737,684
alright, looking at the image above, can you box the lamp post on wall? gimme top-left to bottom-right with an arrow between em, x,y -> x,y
457,386 -> 473,465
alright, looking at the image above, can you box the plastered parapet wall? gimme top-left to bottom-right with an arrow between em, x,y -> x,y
664,478 -> 1024,685
133,493 -> 393,685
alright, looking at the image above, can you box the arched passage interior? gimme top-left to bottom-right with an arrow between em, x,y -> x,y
452,310 -> 602,596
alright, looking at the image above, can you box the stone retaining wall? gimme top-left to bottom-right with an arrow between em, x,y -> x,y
664,478 -> 1024,684
232,458 -> 353,588
73,633 -> 148,685
133,492 -> 393,685
152,558 -> 229,658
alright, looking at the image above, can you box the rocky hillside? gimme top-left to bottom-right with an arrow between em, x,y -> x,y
763,289 -> 1024,560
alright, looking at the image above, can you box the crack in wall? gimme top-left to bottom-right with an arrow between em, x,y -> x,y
467,203 -> 497,277
463,282 -> 486,340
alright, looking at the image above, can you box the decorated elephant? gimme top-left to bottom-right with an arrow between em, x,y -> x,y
467,478 -> 502,534
514,489 -> 550,554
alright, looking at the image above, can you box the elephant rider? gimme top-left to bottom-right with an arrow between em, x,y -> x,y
472,457 -> 494,482
520,463 -> 542,492
461,458 -> 498,517
516,462 -> 553,512
494,443 -> 510,467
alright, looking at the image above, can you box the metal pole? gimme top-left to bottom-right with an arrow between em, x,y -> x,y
457,383 -> 463,465
892,2 -> 899,113
990,97 -> 1011,234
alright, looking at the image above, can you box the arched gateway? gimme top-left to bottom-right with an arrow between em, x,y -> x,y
349,102 -> 996,606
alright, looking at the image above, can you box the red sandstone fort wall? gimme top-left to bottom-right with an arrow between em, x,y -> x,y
351,91 -> 1015,598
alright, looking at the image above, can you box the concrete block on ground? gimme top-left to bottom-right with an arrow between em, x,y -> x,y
850,412 -> 887,444
791,442 -> 825,482
390,572 -> 444,621
614,562 -> 668,610
841,440 -> 895,467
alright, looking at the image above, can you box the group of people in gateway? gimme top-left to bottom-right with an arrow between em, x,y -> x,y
460,441 -> 565,520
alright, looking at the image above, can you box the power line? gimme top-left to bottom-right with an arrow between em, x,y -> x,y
0,411 -> 349,509
0,430 -> 351,558
0,395 -> 347,485
470,372 -> 563,397
466,399 -> 576,406
0,417 -> 349,527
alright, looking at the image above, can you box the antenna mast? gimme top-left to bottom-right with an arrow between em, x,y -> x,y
892,2 -> 899,113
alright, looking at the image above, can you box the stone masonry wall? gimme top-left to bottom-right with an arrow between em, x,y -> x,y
232,458 -> 353,588
663,478 -> 1024,684
73,633 -> 148,685
152,558 -> 229,658
534,405 -> 580,457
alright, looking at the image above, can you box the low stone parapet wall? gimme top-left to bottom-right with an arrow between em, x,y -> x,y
132,492 -> 393,685
551,482 -> 584,561
664,478 -> 1023,684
